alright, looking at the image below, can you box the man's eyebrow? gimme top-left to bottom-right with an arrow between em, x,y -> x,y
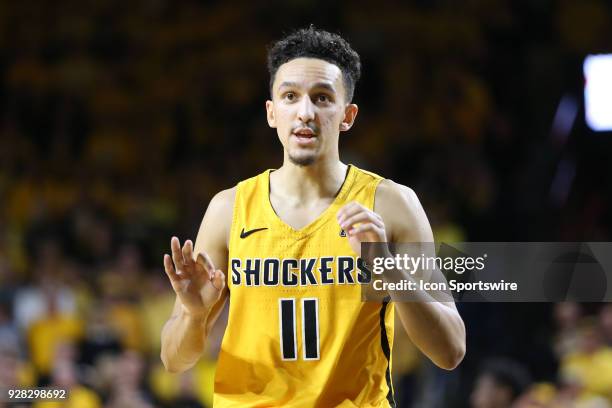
311,82 -> 336,93
277,81 -> 337,93
278,81 -> 299,89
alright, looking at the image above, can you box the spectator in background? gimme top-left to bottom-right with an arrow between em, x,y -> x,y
0,341 -> 30,392
33,343 -> 101,408
599,304 -> 612,347
13,240 -> 77,331
470,357 -> 532,408
26,288 -> 83,379
0,301 -> 21,360
554,302 -> 583,358
77,301 -> 122,368
106,350 -> 154,408
560,318 -> 612,401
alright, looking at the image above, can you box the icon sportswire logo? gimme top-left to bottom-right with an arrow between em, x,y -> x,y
240,227 -> 268,239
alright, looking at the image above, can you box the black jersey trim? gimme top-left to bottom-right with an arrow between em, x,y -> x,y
379,297 -> 396,407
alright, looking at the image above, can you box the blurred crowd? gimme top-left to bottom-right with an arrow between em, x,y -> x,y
1,0 -> 612,407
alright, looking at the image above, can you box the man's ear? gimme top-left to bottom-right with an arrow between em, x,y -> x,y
340,104 -> 358,131
266,100 -> 276,128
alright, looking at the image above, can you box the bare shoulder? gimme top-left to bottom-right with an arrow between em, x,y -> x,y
197,186 -> 237,252
374,179 -> 421,219
375,179 -> 418,206
208,186 -> 237,217
374,179 -> 433,242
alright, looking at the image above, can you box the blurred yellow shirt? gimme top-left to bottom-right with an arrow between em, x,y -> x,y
561,347 -> 612,399
27,314 -> 83,374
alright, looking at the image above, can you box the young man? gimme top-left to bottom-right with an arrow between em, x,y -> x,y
470,358 -> 531,408
161,27 -> 466,407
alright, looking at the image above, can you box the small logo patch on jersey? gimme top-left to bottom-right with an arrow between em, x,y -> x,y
240,227 -> 268,239
340,229 -> 347,237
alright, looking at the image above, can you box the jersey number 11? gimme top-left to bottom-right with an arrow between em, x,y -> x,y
279,298 -> 320,361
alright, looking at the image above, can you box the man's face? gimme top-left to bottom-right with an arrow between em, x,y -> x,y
266,58 -> 358,166
470,374 -> 513,408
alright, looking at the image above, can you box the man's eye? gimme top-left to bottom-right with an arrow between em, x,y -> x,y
317,94 -> 330,103
284,92 -> 295,101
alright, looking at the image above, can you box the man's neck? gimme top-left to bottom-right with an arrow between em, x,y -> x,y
270,160 -> 349,205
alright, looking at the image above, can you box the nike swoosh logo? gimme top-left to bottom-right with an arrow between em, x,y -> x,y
240,227 -> 268,239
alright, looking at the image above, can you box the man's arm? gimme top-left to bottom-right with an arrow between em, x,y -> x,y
337,180 -> 466,370
375,180 -> 466,370
160,187 -> 235,373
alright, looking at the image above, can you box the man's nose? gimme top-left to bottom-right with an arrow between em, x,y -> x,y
297,97 -> 315,123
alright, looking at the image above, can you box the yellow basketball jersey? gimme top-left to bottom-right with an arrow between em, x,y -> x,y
214,165 -> 395,408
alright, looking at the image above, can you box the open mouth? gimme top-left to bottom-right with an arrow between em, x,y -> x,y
292,128 -> 317,145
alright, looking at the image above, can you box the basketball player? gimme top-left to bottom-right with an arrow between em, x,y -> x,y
161,27 -> 466,407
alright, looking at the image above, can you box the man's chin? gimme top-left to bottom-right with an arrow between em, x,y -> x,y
288,153 -> 317,167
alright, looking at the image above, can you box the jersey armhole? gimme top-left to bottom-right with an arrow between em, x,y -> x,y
370,177 -> 385,211
227,182 -> 243,256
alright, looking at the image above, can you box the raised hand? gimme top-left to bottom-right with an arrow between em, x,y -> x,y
163,237 -> 225,318
337,202 -> 387,257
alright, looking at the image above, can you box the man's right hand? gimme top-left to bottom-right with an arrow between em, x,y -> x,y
163,236 -> 226,318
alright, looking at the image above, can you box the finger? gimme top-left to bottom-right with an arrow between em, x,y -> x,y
196,254 -> 211,280
202,251 -> 216,273
202,269 -> 225,301
336,201 -> 359,219
171,237 -> 185,271
163,254 -> 179,282
337,202 -> 365,223
338,204 -> 379,228
182,240 -> 195,267
349,222 -> 382,237
211,269 -> 226,292
348,222 -> 374,236
196,252 -> 214,280
340,211 -> 383,231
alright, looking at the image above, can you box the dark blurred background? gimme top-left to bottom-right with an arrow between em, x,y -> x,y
1,1 -> 612,407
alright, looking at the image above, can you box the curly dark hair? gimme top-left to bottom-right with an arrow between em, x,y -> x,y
267,26 -> 361,102
479,358 -> 532,401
